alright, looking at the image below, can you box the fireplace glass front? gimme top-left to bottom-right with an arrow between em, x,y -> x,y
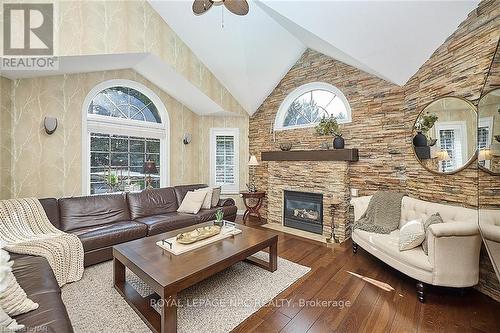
283,190 -> 323,234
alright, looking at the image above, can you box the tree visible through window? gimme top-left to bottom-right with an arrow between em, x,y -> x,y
275,83 -> 351,130
85,81 -> 167,195
90,133 -> 161,194
283,90 -> 347,127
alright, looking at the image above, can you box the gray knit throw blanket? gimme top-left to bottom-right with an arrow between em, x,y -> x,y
0,198 -> 84,286
352,191 -> 405,234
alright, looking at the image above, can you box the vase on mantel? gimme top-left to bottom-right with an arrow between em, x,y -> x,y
333,135 -> 345,149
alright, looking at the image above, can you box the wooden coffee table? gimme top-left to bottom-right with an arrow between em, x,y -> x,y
113,222 -> 278,333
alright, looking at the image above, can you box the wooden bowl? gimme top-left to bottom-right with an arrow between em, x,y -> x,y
279,143 -> 292,151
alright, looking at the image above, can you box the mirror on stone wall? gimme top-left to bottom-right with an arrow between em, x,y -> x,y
478,87 -> 500,285
478,88 -> 500,175
412,96 -> 477,174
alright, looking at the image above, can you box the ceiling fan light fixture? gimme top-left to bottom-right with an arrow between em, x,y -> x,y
193,0 -> 249,16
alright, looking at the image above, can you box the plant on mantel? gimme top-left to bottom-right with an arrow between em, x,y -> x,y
315,115 -> 344,149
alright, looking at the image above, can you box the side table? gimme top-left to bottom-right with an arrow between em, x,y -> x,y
240,191 -> 266,224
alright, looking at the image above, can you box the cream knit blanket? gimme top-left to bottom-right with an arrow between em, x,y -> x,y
0,198 -> 84,287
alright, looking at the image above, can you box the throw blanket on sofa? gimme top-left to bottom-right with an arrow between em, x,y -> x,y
353,191 -> 405,234
0,198 -> 84,286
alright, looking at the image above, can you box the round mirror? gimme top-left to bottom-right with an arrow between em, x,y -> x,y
478,88 -> 500,175
412,96 -> 477,174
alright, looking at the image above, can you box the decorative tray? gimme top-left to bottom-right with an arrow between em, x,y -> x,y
156,221 -> 241,255
176,225 -> 222,244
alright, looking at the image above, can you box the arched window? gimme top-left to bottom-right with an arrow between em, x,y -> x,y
274,82 -> 351,131
82,80 -> 169,195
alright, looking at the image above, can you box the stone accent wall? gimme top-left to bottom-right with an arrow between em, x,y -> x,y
249,49 -> 405,222
267,161 -> 350,242
403,0 -> 499,208
249,0 -> 500,301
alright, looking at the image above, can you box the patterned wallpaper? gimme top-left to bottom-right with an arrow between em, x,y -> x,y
0,77 -> 11,199
50,0 -> 247,117
2,69 -> 200,198
0,69 -> 249,211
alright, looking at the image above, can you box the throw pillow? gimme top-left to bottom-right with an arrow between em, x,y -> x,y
399,219 -> 425,251
0,248 -> 38,317
0,306 -> 24,332
422,213 -> 444,255
177,191 -> 207,214
211,187 -> 221,207
194,187 -> 213,209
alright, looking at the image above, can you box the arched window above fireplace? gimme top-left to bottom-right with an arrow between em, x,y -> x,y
274,82 -> 351,131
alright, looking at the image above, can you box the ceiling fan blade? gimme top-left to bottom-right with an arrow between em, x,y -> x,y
193,0 -> 213,15
224,0 -> 249,16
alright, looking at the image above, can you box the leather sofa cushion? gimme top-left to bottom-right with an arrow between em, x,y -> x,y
72,221 -> 147,251
195,206 -> 237,222
39,198 -> 60,229
173,184 -> 207,207
11,254 -> 73,333
127,187 -> 179,219
135,213 -> 199,236
59,193 -> 130,232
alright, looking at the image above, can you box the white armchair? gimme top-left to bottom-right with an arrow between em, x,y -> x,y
350,195 -> 481,302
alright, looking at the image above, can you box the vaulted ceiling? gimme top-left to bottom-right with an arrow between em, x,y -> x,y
150,0 -> 479,115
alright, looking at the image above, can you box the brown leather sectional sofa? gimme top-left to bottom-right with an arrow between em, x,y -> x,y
10,184 -> 237,333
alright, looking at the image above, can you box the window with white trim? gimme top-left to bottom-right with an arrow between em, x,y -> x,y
210,128 -> 239,194
274,82 -> 351,131
478,117 -> 493,168
83,80 -> 169,195
435,121 -> 467,172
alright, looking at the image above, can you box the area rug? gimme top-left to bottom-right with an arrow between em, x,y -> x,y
61,252 -> 310,333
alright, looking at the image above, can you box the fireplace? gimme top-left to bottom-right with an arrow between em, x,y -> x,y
283,190 -> 323,234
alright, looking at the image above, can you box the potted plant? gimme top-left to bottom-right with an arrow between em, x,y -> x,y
414,112 -> 438,146
315,115 -> 344,149
214,209 -> 224,226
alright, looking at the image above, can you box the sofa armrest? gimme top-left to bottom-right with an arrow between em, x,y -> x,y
218,198 -> 235,207
427,222 -> 481,287
428,222 -> 478,237
350,196 -> 372,222
480,223 -> 500,242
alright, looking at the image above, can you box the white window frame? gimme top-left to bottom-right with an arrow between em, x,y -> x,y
81,79 -> 170,195
274,82 -> 352,131
479,116 -> 494,169
435,121 -> 467,170
210,128 -> 240,194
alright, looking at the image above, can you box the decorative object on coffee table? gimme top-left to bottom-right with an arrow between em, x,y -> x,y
247,155 -> 259,192
214,208 -> 224,226
143,160 -> 158,189
241,191 -> 266,224
175,225 -> 222,244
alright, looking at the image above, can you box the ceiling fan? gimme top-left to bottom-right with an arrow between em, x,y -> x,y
192,0 -> 249,16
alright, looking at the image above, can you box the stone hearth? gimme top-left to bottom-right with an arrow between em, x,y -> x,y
267,161 -> 350,242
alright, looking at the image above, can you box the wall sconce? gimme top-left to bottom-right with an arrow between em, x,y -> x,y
183,133 -> 192,145
44,117 -> 58,135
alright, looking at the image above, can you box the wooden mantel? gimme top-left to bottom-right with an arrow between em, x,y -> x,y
261,149 -> 359,162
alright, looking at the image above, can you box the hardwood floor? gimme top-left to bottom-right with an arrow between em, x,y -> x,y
232,217 -> 500,333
